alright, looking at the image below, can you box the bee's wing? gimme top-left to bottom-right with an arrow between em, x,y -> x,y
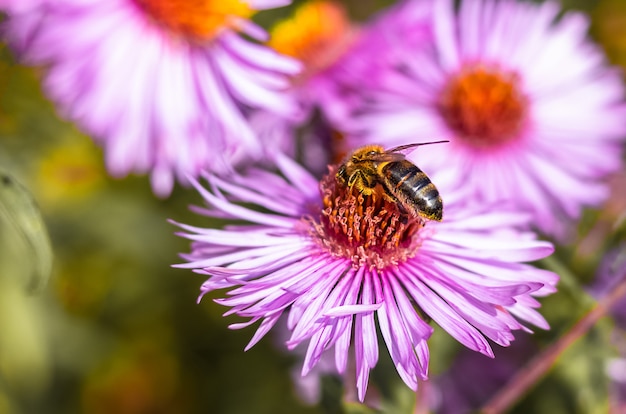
371,152 -> 407,162
0,171 -> 53,294
387,140 -> 449,155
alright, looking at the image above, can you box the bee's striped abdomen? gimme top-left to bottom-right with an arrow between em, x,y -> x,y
382,161 -> 443,221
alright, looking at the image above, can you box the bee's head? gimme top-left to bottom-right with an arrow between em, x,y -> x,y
351,145 -> 385,163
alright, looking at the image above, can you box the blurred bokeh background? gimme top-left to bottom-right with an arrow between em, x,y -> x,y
1,0 -> 626,413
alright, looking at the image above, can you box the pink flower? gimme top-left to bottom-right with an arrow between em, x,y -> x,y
0,0 -> 41,13
344,0 -> 626,237
251,0 -> 435,175
2,0 -> 301,196
173,150 -> 558,401
265,1 -> 365,125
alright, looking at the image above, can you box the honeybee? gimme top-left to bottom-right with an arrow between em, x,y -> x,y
336,141 -> 447,221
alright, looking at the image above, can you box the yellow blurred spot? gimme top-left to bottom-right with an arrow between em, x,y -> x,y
269,0 -> 355,80
37,136 -> 104,207
135,0 -> 253,40
592,0 -> 626,69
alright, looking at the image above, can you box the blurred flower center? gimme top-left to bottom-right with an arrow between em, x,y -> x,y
437,65 -> 528,147
134,0 -> 253,40
268,1 -> 354,80
307,166 -> 425,270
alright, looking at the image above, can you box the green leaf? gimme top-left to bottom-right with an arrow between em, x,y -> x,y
0,169 -> 53,293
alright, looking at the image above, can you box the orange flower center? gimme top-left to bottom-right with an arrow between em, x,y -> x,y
134,0 -> 253,40
268,1 -> 354,79
307,165 -> 425,270
437,65 -> 528,147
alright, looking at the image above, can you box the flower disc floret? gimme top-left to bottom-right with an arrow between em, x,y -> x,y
269,0 -> 354,79
438,64 -> 528,147
308,166 -> 425,270
134,0 -> 253,40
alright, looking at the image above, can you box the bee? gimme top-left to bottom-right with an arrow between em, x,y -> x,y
336,141 -> 447,221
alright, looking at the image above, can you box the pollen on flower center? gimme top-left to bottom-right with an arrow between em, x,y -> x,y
307,166 -> 425,270
268,1 -> 354,80
437,64 -> 528,147
134,0 -> 253,40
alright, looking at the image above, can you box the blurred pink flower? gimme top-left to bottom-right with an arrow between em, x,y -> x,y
432,337 -> 538,413
588,243 -> 626,412
588,243 -> 626,327
0,0 -> 42,13
2,0 -> 301,196
248,0 -> 363,175
345,0 -> 626,237
271,317 -> 340,405
252,0 -> 434,174
173,151 -> 558,401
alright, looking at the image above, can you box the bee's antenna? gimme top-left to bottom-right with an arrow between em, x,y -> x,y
387,140 -> 449,153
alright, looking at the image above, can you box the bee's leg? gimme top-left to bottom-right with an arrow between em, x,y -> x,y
336,165 -> 348,184
381,191 -> 397,204
348,171 -> 377,196
348,171 -> 378,196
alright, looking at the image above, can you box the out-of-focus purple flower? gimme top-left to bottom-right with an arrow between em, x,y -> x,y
344,0 -> 626,237
272,317 -> 340,405
268,0 -> 357,123
317,0 -> 433,126
289,346 -> 337,405
0,0 -> 43,13
431,337 -> 537,413
173,150 -> 558,401
607,354 -> 626,412
259,0 -> 434,172
247,0 -> 362,174
2,0 -> 301,196
588,243 -> 626,327
585,241 -> 626,412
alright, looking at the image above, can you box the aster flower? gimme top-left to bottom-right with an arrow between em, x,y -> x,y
266,0 -> 433,126
255,0 -> 433,172
267,0 -> 358,124
589,244 -> 626,412
0,0 -> 42,14
588,242 -> 626,327
173,150 -> 558,401
2,0 -> 301,196
344,0 -> 626,236
248,0 -> 361,174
